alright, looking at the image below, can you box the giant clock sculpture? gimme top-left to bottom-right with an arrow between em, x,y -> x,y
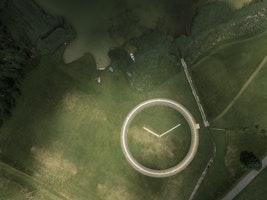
121,98 -> 200,178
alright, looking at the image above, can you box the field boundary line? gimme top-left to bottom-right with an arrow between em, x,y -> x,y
215,55 -> 267,120
188,142 -> 216,200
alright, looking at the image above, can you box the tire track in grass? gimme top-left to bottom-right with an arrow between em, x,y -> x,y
0,161 -> 67,200
215,55 -> 267,121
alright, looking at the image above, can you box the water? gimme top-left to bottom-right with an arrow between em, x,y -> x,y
35,0 -> 252,68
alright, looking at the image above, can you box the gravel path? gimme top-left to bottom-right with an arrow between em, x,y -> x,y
181,58 -> 209,127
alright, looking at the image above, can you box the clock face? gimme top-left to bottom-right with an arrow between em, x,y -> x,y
127,105 -> 192,170
121,98 -> 199,178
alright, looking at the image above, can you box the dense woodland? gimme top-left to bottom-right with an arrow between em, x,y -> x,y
2,0 -> 75,54
0,22 -> 40,126
0,0 -> 74,127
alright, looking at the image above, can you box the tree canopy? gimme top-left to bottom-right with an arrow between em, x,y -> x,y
0,22 -> 40,126
240,151 -> 262,171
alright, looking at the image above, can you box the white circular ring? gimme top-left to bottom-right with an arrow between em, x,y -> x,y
121,98 -> 199,178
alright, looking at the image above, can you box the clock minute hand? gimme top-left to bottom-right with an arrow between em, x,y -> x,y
159,124 -> 181,138
143,127 -> 160,138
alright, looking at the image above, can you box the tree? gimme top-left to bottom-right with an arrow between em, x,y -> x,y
191,2 -> 233,36
240,151 -> 262,171
0,21 -> 39,127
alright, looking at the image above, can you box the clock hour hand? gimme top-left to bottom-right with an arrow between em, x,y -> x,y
159,124 -> 181,138
143,127 -> 160,138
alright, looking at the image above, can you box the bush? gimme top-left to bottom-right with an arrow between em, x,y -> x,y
191,2 -> 233,36
2,0 -> 75,53
110,30 -> 178,92
240,151 -> 262,171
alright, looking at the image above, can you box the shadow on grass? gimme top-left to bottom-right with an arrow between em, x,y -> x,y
0,46 -> 98,198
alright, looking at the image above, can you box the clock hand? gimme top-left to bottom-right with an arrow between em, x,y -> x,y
143,127 -> 160,138
159,124 -> 181,138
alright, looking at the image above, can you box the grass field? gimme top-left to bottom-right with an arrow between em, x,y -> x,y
235,167 -> 267,200
223,0 -> 253,9
220,58 -> 267,179
2,1 -> 267,199
193,131 -> 230,199
2,27 -> 266,200
191,27 -> 267,198
191,30 -> 267,119
224,130 -> 267,178
0,46 -> 216,199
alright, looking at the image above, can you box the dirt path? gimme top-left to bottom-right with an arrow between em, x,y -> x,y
215,55 -> 267,120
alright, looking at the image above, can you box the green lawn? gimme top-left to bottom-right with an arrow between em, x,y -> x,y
4,29 -> 267,199
220,59 -> 267,179
194,131 -> 231,199
235,167 -> 267,200
224,130 -> 267,179
1,21 -> 267,200
190,29 -> 267,198
2,1 -> 266,199
191,31 -> 267,119
0,46 -> 214,199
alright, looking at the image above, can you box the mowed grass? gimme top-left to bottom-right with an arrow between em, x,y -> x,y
224,130 -> 267,178
0,47 -> 215,199
191,30 -> 267,198
194,131 -> 231,199
235,167 -> 267,200
218,59 -> 267,128
191,30 -> 267,119
221,59 -> 267,178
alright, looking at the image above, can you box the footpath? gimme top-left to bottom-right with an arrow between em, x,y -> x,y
221,156 -> 267,200
180,58 -> 209,127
